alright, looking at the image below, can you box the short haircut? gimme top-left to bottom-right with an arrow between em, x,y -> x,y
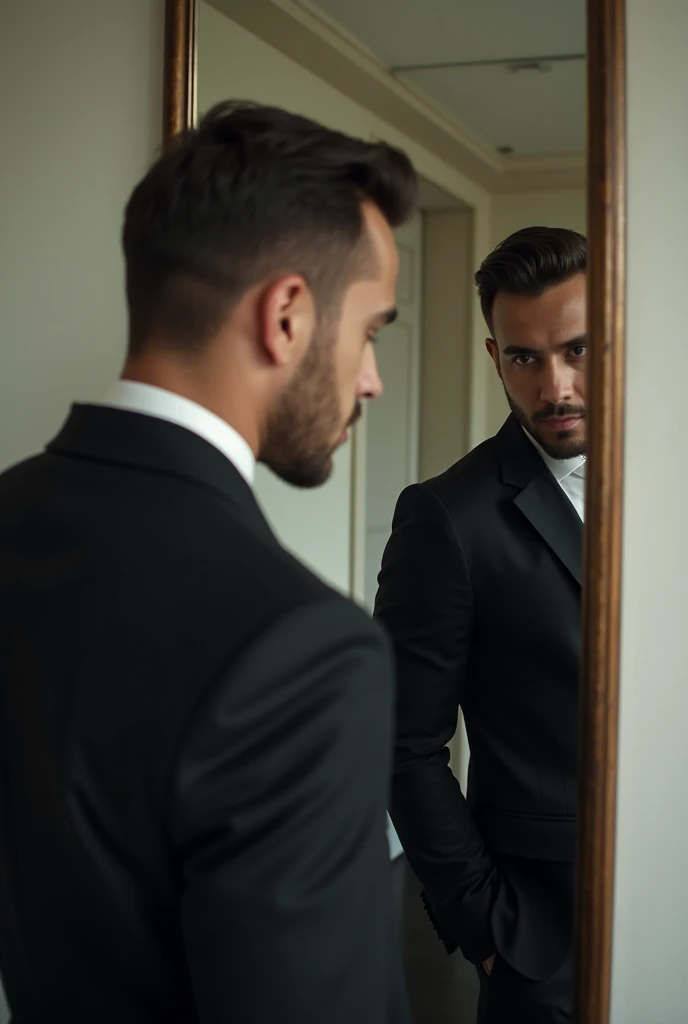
122,101 -> 418,355
474,226 -> 587,336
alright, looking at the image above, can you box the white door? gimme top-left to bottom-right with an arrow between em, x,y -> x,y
363,213 -> 423,611
357,214 -> 423,859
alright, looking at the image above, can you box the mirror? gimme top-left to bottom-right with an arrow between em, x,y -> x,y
164,1 -> 625,1020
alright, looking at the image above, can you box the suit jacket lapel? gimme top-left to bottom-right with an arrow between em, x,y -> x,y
514,474 -> 583,586
496,415 -> 583,587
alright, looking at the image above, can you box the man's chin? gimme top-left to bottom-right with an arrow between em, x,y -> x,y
531,426 -> 586,460
270,454 -> 334,490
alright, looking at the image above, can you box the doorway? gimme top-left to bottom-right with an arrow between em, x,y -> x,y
352,174 -> 473,613
363,211 -> 423,611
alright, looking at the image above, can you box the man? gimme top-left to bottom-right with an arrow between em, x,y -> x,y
0,102 -> 417,1023
375,227 -> 587,1023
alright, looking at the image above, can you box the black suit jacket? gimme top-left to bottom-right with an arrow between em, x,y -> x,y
374,415 -> 582,982
0,405 -> 410,1024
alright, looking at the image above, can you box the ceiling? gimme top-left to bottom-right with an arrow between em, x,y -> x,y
302,0 -> 586,157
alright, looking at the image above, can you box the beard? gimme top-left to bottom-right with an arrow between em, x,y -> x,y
259,325 -> 359,489
503,385 -> 586,460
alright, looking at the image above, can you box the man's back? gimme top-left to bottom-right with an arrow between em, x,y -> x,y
0,406 -> 400,1022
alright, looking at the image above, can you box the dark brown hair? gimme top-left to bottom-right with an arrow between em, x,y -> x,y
122,101 -> 418,355
475,226 -> 587,336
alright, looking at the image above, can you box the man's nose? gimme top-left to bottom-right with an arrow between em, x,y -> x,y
540,360 -> 573,406
357,343 -> 383,400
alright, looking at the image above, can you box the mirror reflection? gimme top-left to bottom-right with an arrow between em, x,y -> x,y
0,2 -> 590,1023
199,2 -> 586,1021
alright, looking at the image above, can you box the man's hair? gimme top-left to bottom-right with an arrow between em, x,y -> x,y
122,101 -> 418,355
474,226 -> 587,337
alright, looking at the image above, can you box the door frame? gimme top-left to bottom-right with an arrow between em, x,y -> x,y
349,209 -> 423,607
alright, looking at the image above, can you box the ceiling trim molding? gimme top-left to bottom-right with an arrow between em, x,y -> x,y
206,0 -> 585,195
392,52 -> 586,73
493,166 -> 586,193
495,152 -> 586,192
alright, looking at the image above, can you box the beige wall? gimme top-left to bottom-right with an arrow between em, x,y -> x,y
419,209 -> 474,479
0,0 -> 164,474
610,2 -> 688,1021
490,187 -> 587,247
0,0 -> 163,1010
0,7 -> 161,1017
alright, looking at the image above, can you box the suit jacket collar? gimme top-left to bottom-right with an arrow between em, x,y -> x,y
495,415 -> 583,586
47,404 -> 274,541
100,380 -> 256,487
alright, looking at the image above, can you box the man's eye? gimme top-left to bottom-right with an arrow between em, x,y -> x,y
571,345 -> 587,358
513,354 -> 534,366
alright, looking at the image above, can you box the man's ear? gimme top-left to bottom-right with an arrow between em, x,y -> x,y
485,338 -> 503,381
259,275 -> 315,367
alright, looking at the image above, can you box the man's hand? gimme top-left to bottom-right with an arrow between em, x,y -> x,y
482,954 -> 496,976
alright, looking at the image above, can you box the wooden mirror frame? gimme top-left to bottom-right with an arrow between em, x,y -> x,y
162,2 -> 627,1021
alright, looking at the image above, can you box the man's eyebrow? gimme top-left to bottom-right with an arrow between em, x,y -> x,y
501,334 -> 588,356
562,334 -> 588,348
502,344 -> 539,356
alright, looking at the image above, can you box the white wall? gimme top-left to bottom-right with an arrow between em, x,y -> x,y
490,188 -> 586,246
0,6 -> 161,1015
420,209 -> 474,479
479,187 -> 587,437
0,0 -> 164,474
198,0 -> 492,590
0,3 -> 163,1012
610,2 -> 688,1021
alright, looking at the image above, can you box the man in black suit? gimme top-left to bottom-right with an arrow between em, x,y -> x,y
375,227 -> 587,1023
0,102 -> 417,1023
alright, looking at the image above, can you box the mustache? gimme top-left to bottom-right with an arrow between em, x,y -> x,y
532,403 -> 585,422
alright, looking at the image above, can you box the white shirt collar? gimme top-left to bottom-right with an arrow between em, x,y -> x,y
99,381 -> 256,486
523,427 -> 586,482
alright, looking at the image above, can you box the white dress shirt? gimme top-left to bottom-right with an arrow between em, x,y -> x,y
99,380 -> 256,487
525,429 -> 586,521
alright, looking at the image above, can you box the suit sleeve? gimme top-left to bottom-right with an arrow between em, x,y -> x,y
375,483 -> 498,964
168,597 -> 410,1024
